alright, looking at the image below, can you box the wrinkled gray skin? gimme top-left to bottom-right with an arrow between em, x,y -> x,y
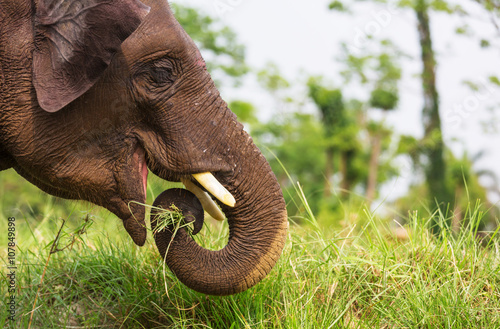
0,0 -> 288,295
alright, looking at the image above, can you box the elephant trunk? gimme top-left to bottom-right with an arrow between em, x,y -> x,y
152,128 -> 288,296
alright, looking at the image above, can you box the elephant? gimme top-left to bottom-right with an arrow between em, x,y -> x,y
0,0 -> 288,295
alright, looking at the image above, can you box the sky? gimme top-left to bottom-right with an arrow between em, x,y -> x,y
172,0 -> 500,203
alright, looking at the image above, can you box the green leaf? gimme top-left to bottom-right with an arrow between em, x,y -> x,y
329,0 -> 348,12
455,25 -> 470,35
229,100 -> 258,126
430,0 -> 454,13
171,4 -> 248,87
369,89 -> 399,110
257,63 -> 290,92
489,76 -> 500,86
480,39 -> 491,48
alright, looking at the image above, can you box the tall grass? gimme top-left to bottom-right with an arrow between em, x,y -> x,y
1,203 -> 499,327
1,170 -> 500,328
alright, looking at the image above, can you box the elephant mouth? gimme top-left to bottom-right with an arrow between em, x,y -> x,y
138,143 -> 235,222
181,174 -> 234,222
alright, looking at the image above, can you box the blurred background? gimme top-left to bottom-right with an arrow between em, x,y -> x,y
1,0 -> 500,239
174,0 -> 500,233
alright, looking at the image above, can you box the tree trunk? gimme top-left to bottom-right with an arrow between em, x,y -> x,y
340,149 -> 355,198
415,0 -> 452,231
324,146 -> 335,197
366,133 -> 382,205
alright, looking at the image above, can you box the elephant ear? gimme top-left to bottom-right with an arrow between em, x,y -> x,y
33,0 -> 150,112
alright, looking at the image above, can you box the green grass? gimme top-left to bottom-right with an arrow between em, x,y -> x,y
1,171 -> 500,328
1,205 -> 500,327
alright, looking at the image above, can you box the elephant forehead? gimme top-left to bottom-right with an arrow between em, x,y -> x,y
120,0 -> 194,64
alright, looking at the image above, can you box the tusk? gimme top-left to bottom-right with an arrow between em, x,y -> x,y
192,172 -> 236,207
182,178 -> 226,221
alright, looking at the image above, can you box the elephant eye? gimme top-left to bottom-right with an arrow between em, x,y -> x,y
151,67 -> 175,85
150,65 -> 176,85
135,59 -> 178,87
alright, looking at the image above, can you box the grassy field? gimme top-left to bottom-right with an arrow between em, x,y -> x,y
1,170 -> 500,328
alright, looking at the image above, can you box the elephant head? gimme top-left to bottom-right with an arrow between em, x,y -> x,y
0,0 -> 288,295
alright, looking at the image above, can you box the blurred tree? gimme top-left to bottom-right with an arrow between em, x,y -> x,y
394,148 -> 499,231
171,4 -> 248,87
306,77 -> 401,205
448,150 -> 500,230
365,121 -> 392,204
257,63 -> 291,94
307,78 -> 351,198
415,0 -> 454,227
252,62 -> 400,219
253,113 -> 327,216
228,100 -> 259,128
473,0 -> 500,33
338,41 -> 402,205
329,0 -> 478,230
257,62 -> 295,114
251,64 -> 325,214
